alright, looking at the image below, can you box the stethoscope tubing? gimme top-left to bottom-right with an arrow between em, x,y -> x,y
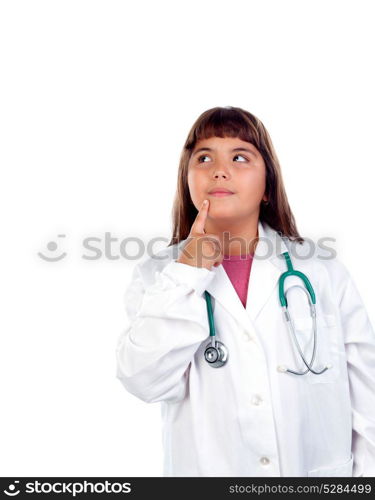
203,251 -> 332,375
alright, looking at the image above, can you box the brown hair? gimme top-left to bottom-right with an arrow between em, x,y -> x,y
167,106 -> 304,247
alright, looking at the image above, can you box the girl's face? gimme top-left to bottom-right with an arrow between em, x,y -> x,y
187,136 -> 267,224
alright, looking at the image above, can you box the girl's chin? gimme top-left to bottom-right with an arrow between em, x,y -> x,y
208,208 -> 255,221
208,210 -> 242,220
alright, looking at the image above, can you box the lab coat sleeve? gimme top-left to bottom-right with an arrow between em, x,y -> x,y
338,263 -> 375,477
116,259 -> 216,404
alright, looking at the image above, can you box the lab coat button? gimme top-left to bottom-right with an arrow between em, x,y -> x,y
242,331 -> 253,341
251,394 -> 263,406
260,457 -> 270,466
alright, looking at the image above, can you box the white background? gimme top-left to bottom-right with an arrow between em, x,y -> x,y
0,0 -> 374,476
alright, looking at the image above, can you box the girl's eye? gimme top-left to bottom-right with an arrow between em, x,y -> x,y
233,154 -> 247,162
198,155 -> 210,163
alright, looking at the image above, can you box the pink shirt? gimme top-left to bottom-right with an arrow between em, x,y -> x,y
221,253 -> 254,308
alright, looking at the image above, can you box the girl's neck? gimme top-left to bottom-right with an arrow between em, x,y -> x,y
204,217 -> 259,256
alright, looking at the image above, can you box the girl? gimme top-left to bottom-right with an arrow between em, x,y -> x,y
116,106 -> 375,477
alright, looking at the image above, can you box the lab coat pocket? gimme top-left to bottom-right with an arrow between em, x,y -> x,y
307,453 -> 353,477
289,313 -> 340,384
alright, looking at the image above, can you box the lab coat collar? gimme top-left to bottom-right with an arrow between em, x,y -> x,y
203,220 -> 290,330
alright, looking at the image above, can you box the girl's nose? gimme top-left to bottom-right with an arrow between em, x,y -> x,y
213,170 -> 231,179
213,162 -> 231,179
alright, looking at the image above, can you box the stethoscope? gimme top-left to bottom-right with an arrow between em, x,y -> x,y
203,251 -> 332,375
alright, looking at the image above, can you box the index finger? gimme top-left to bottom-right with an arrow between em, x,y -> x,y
191,199 -> 209,235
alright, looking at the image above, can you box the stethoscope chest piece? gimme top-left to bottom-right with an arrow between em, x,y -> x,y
204,340 -> 228,368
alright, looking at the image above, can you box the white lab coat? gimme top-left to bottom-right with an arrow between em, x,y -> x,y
116,220 -> 375,477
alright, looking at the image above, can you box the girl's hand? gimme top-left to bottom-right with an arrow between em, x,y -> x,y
176,199 -> 223,270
